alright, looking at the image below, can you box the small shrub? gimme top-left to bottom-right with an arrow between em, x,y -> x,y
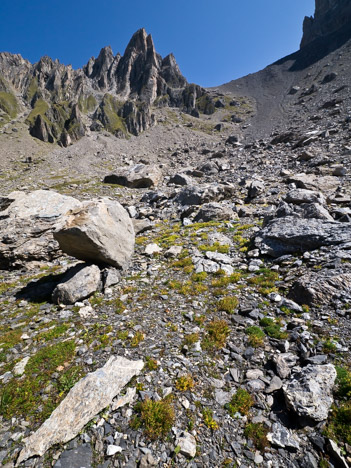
217,296 -> 238,314
191,272 -> 208,282
199,242 -> 229,254
183,333 -> 200,346
227,388 -> 254,416
246,326 -> 265,347
336,366 -> 351,398
203,320 -> 230,351
202,408 -> 219,430
326,402 -> 351,445
248,268 -> 279,295
131,331 -> 145,347
145,357 -> 158,371
259,317 -> 288,340
131,397 -> 175,440
244,422 -> 269,451
323,339 -> 337,354
175,375 -> 195,391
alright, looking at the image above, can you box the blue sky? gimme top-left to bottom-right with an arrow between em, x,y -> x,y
0,0 -> 315,87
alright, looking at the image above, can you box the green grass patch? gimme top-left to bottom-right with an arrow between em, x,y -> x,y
202,407 -> 219,430
25,99 -> 49,126
0,340 -> 76,421
0,91 -> 18,121
217,296 -> 238,314
259,317 -> 288,340
199,242 -> 230,254
248,268 -> 279,295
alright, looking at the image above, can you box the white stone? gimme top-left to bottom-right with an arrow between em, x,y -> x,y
106,445 -> 123,456
145,243 -> 162,256
54,198 -> 135,269
175,431 -> 197,458
13,356 -> 30,376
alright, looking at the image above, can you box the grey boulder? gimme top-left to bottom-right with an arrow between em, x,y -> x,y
289,272 -> 351,306
52,264 -> 101,305
54,198 -> 135,269
286,173 -> 340,193
267,422 -> 300,449
193,202 -> 237,222
169,173 -> 194,186
274,353 -> 298,379
283,364 -> 336,422
104,164 -> 162,188
284,189 -> 326,205
174,184 -> 235,206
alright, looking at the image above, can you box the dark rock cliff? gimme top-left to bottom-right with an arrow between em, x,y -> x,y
301,0 -> 351,48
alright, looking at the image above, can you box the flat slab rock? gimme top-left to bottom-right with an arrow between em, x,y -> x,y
255,216 -> 351,257
283,364 -> 336,422
17,356 -> 144,465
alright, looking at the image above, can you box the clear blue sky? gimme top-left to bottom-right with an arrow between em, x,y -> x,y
0,0 -> 315,87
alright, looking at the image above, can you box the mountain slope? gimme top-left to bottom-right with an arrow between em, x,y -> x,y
216,0 -> 351,142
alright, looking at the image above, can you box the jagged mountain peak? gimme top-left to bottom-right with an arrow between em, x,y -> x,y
0,28 -> 210,145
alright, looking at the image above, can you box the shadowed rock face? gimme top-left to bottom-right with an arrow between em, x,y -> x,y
0,28 -> 210,143
301,0 -> 351,48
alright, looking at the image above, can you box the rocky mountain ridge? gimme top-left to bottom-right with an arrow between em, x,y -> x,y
0,28 -> 210,145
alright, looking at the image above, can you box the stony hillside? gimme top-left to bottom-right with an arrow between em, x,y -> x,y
0,1 -> 351,468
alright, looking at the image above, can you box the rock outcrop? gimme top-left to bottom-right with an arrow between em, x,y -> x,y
283,364 -> 337,422
301,0 -> 351,48
104,164 -> 163,188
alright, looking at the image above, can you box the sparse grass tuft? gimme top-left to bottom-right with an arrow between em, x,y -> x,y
131,331 -> 145,347
259,317 -> 288,340
217,296 -> 238,314
202,408 -> 219,430
248,268 -> 279,295
145,357 -> 158,371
